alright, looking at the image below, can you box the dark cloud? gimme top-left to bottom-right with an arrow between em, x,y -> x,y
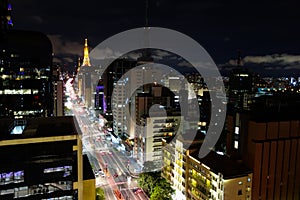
47,35 -> 82,56
9,0 -> 300,74
219,54 -> 300,77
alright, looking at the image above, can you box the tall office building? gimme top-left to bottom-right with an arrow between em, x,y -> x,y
99,58 -> 137,136
134,84 -> 175,123
101,51 -> 163,137
133,84 -> 179,167
102,58 -> 136,114
228,56 -> 253,111
0,0 -> 13,30
52,65 -> 64,116
226,94 -> 300,199
94,79 -> 106,114
197,90 -> 211,134
0,30 -> 53,118
0,116 -> 95,200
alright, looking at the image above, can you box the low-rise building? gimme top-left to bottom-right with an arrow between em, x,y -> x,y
187,151 -> 252,200
163,135 -> 252,200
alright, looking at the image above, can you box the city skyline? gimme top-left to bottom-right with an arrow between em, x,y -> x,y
10,0 -> 300,77
2,1 -> 300,199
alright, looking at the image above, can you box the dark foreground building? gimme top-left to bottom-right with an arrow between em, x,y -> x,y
227,94 -> 300,200
0,116 -> 95,199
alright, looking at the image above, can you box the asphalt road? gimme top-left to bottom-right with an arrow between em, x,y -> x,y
66,81 -> 148,200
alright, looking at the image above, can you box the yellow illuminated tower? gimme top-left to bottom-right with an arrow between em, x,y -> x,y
82,38 -> 91,66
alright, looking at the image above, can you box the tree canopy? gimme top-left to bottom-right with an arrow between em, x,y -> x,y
138,172 -> 174,200
96,187 -> 105,200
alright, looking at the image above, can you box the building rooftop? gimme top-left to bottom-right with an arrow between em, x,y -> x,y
190,151 -> 252,179
227,93 -> 300,122
0,116 -> 78,141
177,130 -> 205,150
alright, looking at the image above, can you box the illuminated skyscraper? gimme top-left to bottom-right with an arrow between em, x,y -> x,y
0,0 -> 13,30
228,54 -> 253,110
95,79 -> 106,114
100,58 -> 137,135
0,30 -> 53,118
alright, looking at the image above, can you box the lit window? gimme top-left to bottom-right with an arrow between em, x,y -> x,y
234,141 -> 239,149
235,126 -> 239,134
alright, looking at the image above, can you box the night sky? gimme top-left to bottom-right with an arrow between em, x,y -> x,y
10,0 -> 300,76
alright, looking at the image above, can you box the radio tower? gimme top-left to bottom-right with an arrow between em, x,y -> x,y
82,38 -> 91,67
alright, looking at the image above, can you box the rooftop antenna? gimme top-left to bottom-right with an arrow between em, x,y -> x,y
145,0 -> 149,27
237,50 -> 242,67
141,0 -> 151,54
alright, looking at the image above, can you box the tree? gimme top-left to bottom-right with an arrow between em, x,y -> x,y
150,186 -> 174,200
138,172 -> 174,199
150,178 -> 174,200
96,187 -> 105,200
138,172 -> 157,194
150,186 -> 165,200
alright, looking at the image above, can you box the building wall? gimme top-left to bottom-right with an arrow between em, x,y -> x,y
78,78 -> 82,98
173,140 -> 186,200
112,79 -> 127,136
83,179 -> 96,200
245,120 -> 300,200
162,139 -> 252,200
136,115 -> 182,167
223,175 -> 252,200
186,156 -> 213,200
226,115 -> 235,156
83,73 -> 92,108
186,156 -> 252,200
162,138 -> 175,182
53,80 -> 64,116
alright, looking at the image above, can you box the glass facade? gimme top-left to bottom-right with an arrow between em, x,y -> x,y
0,30 -> 53,118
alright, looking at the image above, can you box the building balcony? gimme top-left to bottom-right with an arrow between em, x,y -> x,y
188,180 -> 211,198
